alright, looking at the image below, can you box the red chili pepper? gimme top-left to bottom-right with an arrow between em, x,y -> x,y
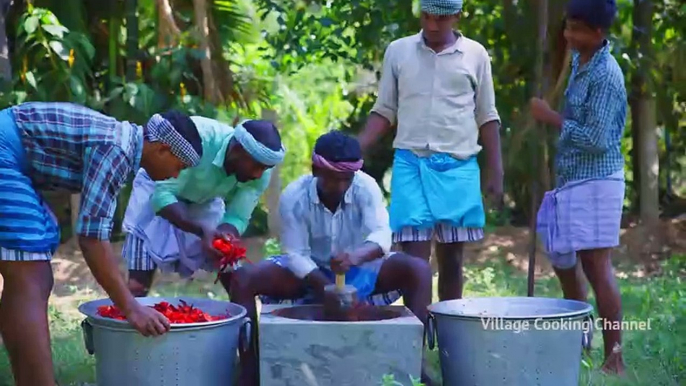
97,300 -> 230,324
212,237 -> 250,283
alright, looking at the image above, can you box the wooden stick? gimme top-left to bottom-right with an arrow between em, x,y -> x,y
528,0 -> 549,297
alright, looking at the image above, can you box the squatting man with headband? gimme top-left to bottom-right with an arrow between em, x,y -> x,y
0,102 -> 203,386
122,117 -> 286,301
228,131 -> 434,386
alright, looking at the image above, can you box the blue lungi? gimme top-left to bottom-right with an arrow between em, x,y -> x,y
0,108 -> 60,260
258,255 -> 402,306
536,170 -> 625,269
388,149 -> 485,233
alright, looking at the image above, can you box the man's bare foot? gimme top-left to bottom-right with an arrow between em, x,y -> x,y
600,344 -> 626,375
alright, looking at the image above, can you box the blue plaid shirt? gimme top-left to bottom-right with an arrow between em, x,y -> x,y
555,41 -> 627,186
12,102 -> 143,240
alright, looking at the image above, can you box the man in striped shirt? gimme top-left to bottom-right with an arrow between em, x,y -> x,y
0,102 -> 202,386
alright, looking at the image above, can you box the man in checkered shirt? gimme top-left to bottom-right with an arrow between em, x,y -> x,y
0,102 -> 202,385
531,0 -> 626,375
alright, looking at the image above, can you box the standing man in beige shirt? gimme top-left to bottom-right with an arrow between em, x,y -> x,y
359,0 -> 503,301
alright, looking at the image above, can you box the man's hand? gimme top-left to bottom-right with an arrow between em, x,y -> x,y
483,168 -> 504,209
529,98 -> 562,128
216,223 -> 240,239
530,97 -> 552,122
79,237 -> 170,337
330,252 -> 361,274
202,223 -> 241,262
125,302 -> 171,337
201,225 -> 227,261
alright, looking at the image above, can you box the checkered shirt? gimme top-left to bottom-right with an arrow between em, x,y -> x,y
555,41 -> 627,186
12,102 -> 143,240
420,0 -> 463,15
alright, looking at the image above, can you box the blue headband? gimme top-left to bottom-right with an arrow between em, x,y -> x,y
421,0 -> 463,15
233,121 -> 286,166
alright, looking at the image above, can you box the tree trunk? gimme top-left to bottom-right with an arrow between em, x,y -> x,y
630,0 -> 662,259
207,7 -> 237,105
156,0 -> 181,48
0,0 -> 12,82
125,0 -> 138,81
631,0 -> 659,226
192,0 -> 222,104
261,109 -> 282,239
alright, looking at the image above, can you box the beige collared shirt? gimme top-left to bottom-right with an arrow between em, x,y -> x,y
371,32 -> 500,159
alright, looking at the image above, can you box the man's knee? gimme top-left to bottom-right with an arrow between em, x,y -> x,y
579,248 -> 613,271
230,266 -> 259,298
393,253 -> 432,284
128,270 -> 154,297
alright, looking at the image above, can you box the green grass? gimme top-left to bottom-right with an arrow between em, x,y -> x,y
0,255 -> 683,386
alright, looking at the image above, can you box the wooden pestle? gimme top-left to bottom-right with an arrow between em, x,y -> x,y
323,273 -> 358,320
335,274 -> 345,290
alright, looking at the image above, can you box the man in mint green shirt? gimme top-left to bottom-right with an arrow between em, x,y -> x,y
122,116 -> 285,296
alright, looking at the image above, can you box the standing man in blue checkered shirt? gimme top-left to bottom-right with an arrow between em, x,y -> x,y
0,102 -> 203,385
530,0 -> 626,375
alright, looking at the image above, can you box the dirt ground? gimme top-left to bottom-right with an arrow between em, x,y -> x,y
1,218 -> 684,301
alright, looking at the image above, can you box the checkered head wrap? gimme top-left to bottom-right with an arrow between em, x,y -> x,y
421,0 -> 463,15
145,114 -> 201,167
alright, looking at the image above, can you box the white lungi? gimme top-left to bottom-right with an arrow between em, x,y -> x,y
122,169 -> 225,277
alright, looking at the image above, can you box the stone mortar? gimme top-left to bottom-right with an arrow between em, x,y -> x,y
258,304 -> 424,386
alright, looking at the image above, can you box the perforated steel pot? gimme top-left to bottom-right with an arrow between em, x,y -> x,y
427,297 -> 593,386
79,297 -> 251,386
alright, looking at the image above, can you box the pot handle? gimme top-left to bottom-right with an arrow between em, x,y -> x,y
239,317 -> 253,353
81,319 -> 94,355
426,313 -> 437,350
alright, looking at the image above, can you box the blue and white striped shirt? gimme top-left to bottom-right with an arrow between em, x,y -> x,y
278,171 -> 392,279
555,41 -> 627,186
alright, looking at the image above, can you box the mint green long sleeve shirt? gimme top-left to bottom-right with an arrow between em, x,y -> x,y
150,116 -> 271,235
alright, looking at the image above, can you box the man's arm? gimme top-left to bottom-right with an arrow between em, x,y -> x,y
152,175 -> 205,237
278,185 -> 330,297
359,45 -> 398,152
475,48 -> 503,178
559,82 -> 624,154
78,145 -> 139,314
219,169 -> 272,238
351,176 -> 392,265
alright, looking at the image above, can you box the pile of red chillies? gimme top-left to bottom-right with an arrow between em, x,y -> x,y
97,300 -> 229,324
97,238 -> 247,323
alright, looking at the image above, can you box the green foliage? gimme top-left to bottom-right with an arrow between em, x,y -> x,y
255,0 -> 686,221
1,6 -> 94,105
262,237 -> 282,256
2,253 -> 682,385
380,374 -> 424,386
